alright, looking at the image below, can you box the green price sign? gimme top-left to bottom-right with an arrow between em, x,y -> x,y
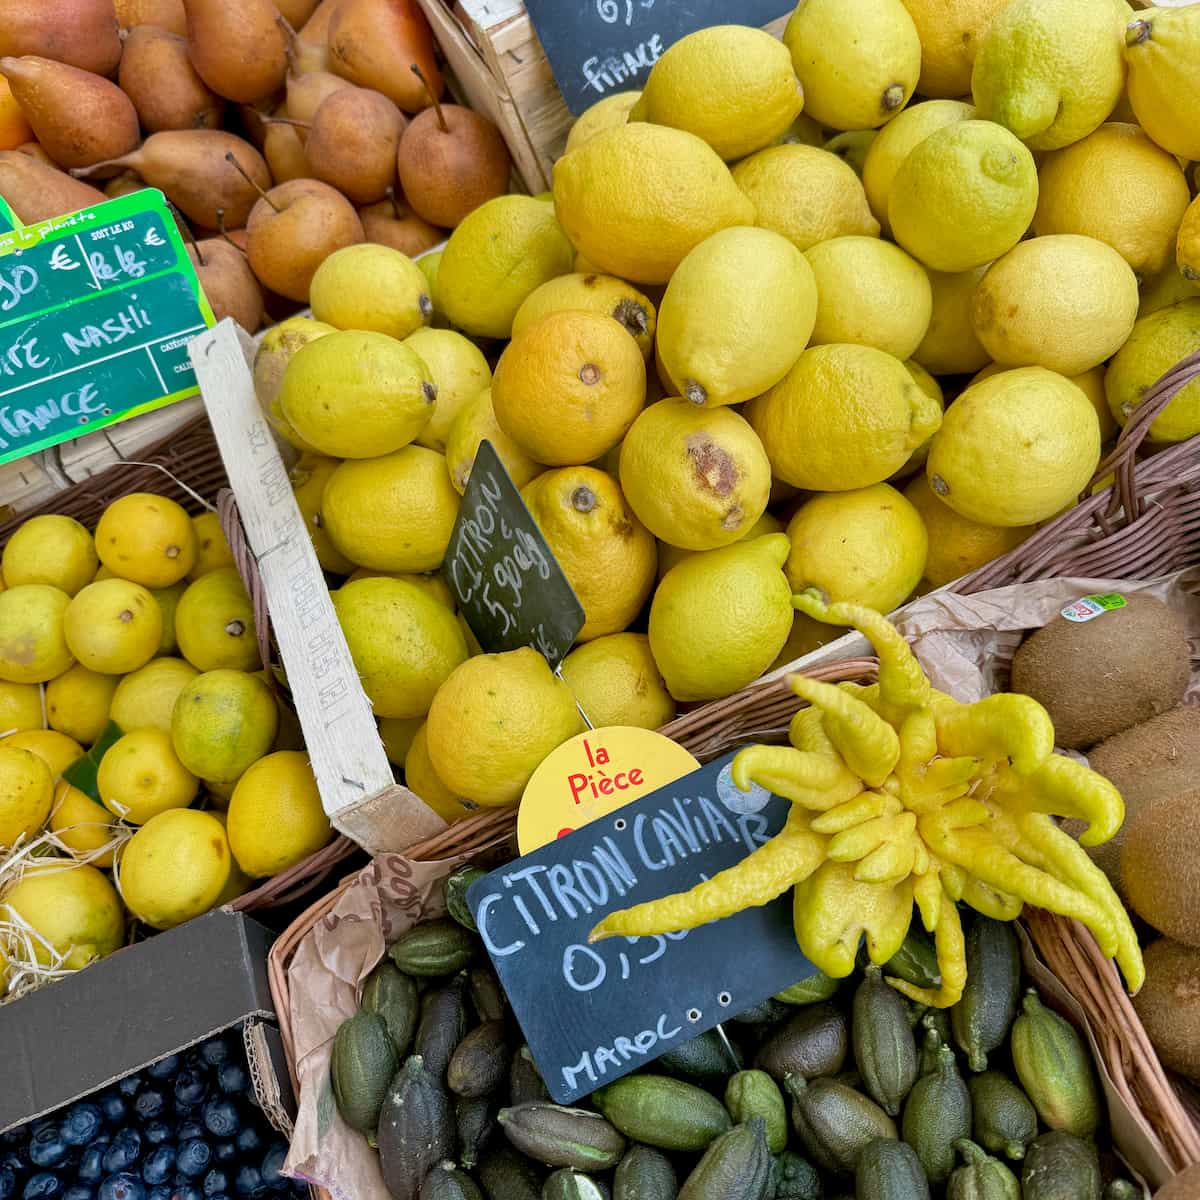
0,189 -> 215,465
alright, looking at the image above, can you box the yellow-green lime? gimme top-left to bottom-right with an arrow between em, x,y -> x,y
170,669 -> 278,784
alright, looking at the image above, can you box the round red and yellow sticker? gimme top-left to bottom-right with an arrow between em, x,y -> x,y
517,726 -> 700,853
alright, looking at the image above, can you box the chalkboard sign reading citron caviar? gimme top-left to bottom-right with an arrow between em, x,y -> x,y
0,188 -> 214,466
526,0 -> 794,115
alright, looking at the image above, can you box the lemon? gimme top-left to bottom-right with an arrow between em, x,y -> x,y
785,483 -> 927,611
253,316 -> 337,453
188,511 -> 235,580
95,493 -> 195,587
0,585 -> 73,684
118,809 -> 230,930
45,663 -> 117,745
151,581 -> 186,656
1034,123 -> 1191,279
418,250 -> 441,307
657,511 -> 785,582
513,274 -> 657,359
1105,300 -> 1200,443
904,474 -> 1032,588
404,328 -> 492,454
0,745 -> 52,847
971,362 -> 1117,443
174,568 -> 259,673
64,579 -> 161,675
50,782 -> 117,868
404,721 -> 477,824
331,577 -> 468,719
1124,5 -> 1200,160
208,811 -> 253,903
521,468 -> 657,641
747,344 -> 942,492
438,195 -> 575,338
630,25 -> 802,160
379,715 -> 421,767
972,0 -> 1126,150
110,658 -> 197,736
309,243 -> 432,338
3,729 -> 83,779
731,145 -> 880,251
772,612 -> 847,671
890,362 -> 945,481
322,447 -> 460,573
279,330 -> 435,460
425,648 -> 583,807
900,0 -> 1014,98
928,367 -> 1102,525
290,454 -> 356,576
912,266 -> 992,375
492,310 -> 646,465
649,533 -> 793,702
226,751 -> 331,877
2,515 -> 97,596
778,113 -> 826,147
806,237 -> 932,360
657,226 -> 818,408
347,571 -> 455,609
2,862 -> 123,968
0,680 -> 43,735
445,389 -> 545,497
972,235 -> 1139,375
619,400 -> 771,550
1179,194 -> 1200,283
566,91 -> 640,154
823,131 -> 878,179
862,99 -> 976,229
98,728 -> 197,824
890,121 -> 1039,273
171,669 -> 278,784
560,633 -> 675,730
553,123 -> 755,286
784,0 -> 920,131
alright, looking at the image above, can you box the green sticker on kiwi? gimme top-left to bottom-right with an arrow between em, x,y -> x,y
1060,593 -> 1127,623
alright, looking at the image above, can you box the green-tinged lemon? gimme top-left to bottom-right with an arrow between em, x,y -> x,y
98,728 -> 198,825
560,632 -> 675,730
110,658 -> 199,735
445,388 -> 545,496
0,680 -> 43,735
64,579 -> 161,675
45,663 -> 117,745
912,266 -> 992,375
405,328 -> 492,454
175,568 -> 259,673
309,243 -> 432,338
290,454 -> 356,577
2,862 -> 123,968
0,744 -> 52,847
170,669 -> 278,784
565,91 -> 640,154
0,585 -> 73,684
2,515 -> 97,597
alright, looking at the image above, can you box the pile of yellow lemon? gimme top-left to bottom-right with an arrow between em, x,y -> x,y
258,0 -> 1200,830
0,497 -> 333,992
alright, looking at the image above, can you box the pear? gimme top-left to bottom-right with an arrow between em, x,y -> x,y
0,151 -> 106,222
246,177 -> 364,302
0,0 -> 122,77
182,0 -> 288,104
306,86 -> 405,205
328,0 -> 443,113
72,130 -> 271,229
104,170 -> 145,199
0,57 -> 139,170
396,68 -> 511,228
14,142 -> 53,165
115,0 -> 187,34
359,189 -> 443,257
263,119 -> 310,182
286,68 -> 353,123
300,0 -> 342,43
188,238 -> 264,331
119,25 -> 225,133
276,0 -> 320,26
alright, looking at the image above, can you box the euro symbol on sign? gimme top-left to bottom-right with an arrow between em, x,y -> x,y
144,228 -> 165,247
48,244 -> 79,271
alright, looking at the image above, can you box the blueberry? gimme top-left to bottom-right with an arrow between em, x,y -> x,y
232,1167 -> 262,1199
209,1146 -> 235,1169
75,1149 -> 104,1186
200,1171 -> 228,1198
175,1143 -> 210,1180
144,1059 -> 178,1083
63,1189 -> 93,1200
231,1129 -> 259,1160
198,1103 -> 237,1144
142,1126 -> 170,1153
172,1188 -> 202,1200
115,1079 -> 141,1101
128,1093 -> 162,1126
214,1068 -> 246,1098
257,1146 -> 285,1191
0,1129 -> 25,1149
0,1167 -> 15,1200
97,1175 -> 143,1200
60,1108 -> 102,1152
96,1100 -> 125,1129
172,1075 -> 206,1110
100,1131 -> 140,1176
174,1125 -> 203,1146
28,1131 -> 66,1172
21,1175 -> 62,1199
199,1041 -> 230,1070
146,1190 -> 170,1200
138,1147 -> 175,1190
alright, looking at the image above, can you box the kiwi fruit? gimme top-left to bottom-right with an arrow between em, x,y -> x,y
1069,707 -> 1200,892
1010,595 -> 1190,749
1121,789 -> 1200,946
1134,939 -> 1200,1086
1155,1163 -> 1200,1198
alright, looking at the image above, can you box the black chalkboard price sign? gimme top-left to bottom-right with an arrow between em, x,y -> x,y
467,752 -> 819,1103
526,0 -> 795,116
443,439 -> 585,668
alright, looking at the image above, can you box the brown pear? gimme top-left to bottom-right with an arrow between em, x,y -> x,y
0,57 -> 139,170
300,0 -> 342,45
119,25 -> 225,133
189,238 -> 264,331
14,142 -> 53,165
72,130 -> 272,228
286,68 -> 353,123
0,151 -> 106,222
104,170 -> 145,198
306,87 -> 404,204
182,0 -> 288,104
246,177 -> 363,302
328,0 -> 443,113
359,189 -> 442,257
115,0 -> 187,34
0,0 -> 122,77
263,120 -> 310,182
396,81 -> 511,228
